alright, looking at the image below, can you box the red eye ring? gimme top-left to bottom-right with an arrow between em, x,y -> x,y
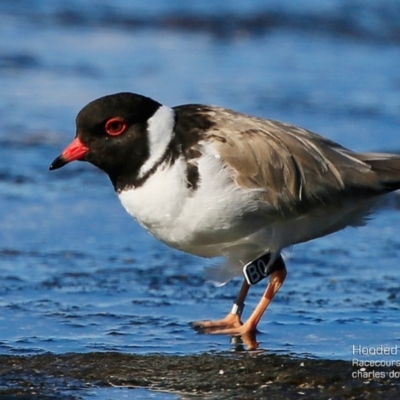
105,117 -> 128,136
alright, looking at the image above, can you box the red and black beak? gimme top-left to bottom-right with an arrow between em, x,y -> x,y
49,137 -> 89,171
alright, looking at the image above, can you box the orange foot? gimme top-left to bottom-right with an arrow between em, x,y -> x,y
191,314 -> 259,350
191,313 -> 242,333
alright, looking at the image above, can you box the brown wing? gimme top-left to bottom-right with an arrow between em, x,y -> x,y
174,105 -> 400,216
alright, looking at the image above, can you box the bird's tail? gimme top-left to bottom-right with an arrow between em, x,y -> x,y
356,153 -> 400,192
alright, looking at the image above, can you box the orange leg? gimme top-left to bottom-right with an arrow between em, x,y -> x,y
236,266 -> 287,334
200,267 -> 287,335
191,279 -> 250,331
192,257 -> 287,338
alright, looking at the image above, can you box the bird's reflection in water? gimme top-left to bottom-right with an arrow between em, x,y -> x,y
230,332 -> 259,352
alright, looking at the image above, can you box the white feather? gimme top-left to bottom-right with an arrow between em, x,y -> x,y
138,105 -> 175,179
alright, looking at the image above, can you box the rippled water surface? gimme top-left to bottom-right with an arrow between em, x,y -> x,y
1,1 -> 400,398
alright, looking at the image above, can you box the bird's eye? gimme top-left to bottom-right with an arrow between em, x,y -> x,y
105,117 -> 128,136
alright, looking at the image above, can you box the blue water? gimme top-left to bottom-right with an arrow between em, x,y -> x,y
1,1 -> 400,397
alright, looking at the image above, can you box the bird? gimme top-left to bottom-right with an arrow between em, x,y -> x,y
49,92 -> 400,349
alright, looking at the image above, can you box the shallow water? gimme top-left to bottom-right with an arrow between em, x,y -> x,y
1,1 -> 400,398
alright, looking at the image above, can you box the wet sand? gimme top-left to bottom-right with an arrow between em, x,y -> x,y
0,352 -> 399,399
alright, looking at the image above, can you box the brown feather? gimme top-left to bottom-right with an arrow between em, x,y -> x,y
174,105 -> 400,216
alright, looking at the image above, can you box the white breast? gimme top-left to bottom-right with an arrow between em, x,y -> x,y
119,157 -> 188,235
118,147 -> 265,257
